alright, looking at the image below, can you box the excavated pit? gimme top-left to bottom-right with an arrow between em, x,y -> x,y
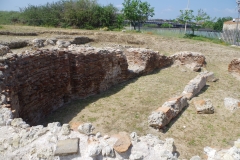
0,44 -> 206,126
0,46 -> 175,125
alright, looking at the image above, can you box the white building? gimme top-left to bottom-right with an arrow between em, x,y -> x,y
223,19 -> 240,30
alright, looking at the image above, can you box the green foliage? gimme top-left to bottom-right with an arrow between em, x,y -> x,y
177,9 -> 194,25
0,11 -> 22,24
178,9 -> 210,35
122,0 -> 154,31
116,14 -> 124,29
0,26 -> 3,29
15,0 -> 118,29
161,23 -> 173,28
213,17 -> 232,31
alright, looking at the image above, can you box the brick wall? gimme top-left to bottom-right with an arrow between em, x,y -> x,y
0,47 -> 194,125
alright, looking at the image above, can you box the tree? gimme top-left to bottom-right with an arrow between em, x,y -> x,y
177,9 -> 211,35
177,9 -> 194,34
213,17 -> 232,31
116,14 -> 124,29
191,9 -> 210,35
122,0 -> 154,31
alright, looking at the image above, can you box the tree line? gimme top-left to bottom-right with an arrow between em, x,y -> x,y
0,0 -> 154,30
0,0 -> 125,30
0,0 -> 234,32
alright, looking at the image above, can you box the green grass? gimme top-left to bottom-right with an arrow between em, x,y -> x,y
184,34 -> 228,45
142,29 -> 184,38
0,25 -> 3,29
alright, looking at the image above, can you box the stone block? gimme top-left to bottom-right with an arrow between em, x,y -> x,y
182,73 -> 207,99
194,99 -> 214,114
224,97 -> 240,111
113,132 -> 132,153
148,111 -> 168,129
54,138 -> 79,156
78,123 -> 95,135
228,58 -> 240,75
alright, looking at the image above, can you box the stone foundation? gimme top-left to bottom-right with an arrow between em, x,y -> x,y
0,44 -> 213,159
1,46 -> 193,125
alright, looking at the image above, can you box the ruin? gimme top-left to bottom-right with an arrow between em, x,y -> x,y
0,38 -> 239,159
0,43 -> 207,125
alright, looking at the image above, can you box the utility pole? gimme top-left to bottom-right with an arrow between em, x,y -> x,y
184,0 -> 190,34
235,0 -> 240,45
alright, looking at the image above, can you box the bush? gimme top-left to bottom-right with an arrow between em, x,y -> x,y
19,0 -> 119,29
161,23 -> 173,28
183,33 -> 196,38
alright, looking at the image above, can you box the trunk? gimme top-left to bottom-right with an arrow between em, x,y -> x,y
138,23 -> 140,31
191,27 -> 195,35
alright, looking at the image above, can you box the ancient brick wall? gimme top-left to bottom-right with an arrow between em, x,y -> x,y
0,47 -> 205,125
125,48 -> 172,75
1,50 -> 71,125
68,48 -> 128,98
0,48 -> 129,125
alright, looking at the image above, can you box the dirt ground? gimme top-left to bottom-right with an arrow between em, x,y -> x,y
1,25 -> 240,159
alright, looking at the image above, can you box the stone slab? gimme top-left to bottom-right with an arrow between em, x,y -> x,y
54,138 -> 79,156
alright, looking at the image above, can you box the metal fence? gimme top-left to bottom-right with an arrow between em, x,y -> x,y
221,29 -> 240,46
140,28 -> 221,39
139,28 -> 240,46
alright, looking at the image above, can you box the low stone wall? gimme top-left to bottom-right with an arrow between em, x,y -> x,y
228,58 -> 240,75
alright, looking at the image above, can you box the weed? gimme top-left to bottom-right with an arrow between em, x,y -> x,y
136,127 -> 143,132
222,138 -> 227,144
88,117 -> 97,122
135,114 -> 139,119
188,139 -> 196,146
207,124 -> 214,130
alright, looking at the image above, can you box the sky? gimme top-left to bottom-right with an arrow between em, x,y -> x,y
0,0 -> 238,20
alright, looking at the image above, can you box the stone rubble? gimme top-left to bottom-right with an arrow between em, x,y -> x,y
31,38 -> 45,48
204,139 -> 240,160
0,44 -> 12,56
224,97 -> 240,111
193,99 -> 214,114
27,36 -> 94,49
228,58 -> 240,75
78,123 -> 95,135
148,71 -> 216,129
0,121 -> 178,160
171,51 -> 206,72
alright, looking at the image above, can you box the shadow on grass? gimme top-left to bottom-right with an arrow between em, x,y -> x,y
39,68 -> 167,126
39,77 -> 137,126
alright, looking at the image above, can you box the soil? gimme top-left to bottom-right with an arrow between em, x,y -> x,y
1,25 -> 240,159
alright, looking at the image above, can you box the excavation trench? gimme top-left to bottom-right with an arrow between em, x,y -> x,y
0,47 -> 174,125
0,44 -> 205,131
